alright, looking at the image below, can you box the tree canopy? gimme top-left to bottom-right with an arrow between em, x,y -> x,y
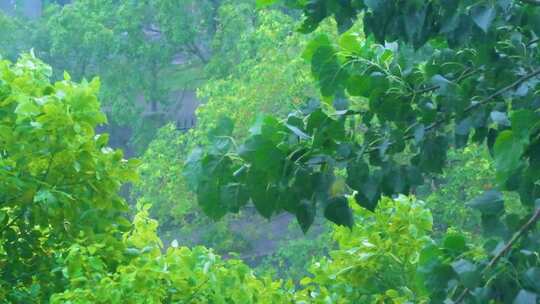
3,0 -> 540,303
186,0 -> 540,302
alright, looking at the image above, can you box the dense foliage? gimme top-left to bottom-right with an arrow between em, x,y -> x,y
0,56 -> 295,303
3,0 -> 540,303
297,196 -> 434,303
134,8 -> 316,224
186,0 -> 540,302
0,54 -> 138,302
50,204 -> 295,304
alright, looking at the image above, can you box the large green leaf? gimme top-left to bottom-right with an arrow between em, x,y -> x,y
467,190 -> 504,216
415,136 -> 448,174
513,290 -> 537,304
471,5 -> 496,33
324,196 -> 354,228
493,130 -> 524,183
451,259 -> 480,288
310,43 -> 348,97
296,200 -> 316,233
524,267 -> 540,292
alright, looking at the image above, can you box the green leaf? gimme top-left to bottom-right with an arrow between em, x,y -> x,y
296,200 -> 316,233
246,169 -> 278,219
467,190 -> 504,215
184,148 -> 203,189
513,290 -> 537,304
346,75 -> 372,97
197,180 -> 227,220
255,0 -> 277,8
353,176 -> 381,212
239,135 -> 285,179
416,136 -> 448,174
493,131 -> 524,183
451,259 -> 480,288
525,267 -> 540,292
346,159 -> 369,186
470,287 -> 491,303
443,233 -> 467,252
471,5 -> 496,33
339,31 -> 362,54
208,116 -> 234,140
310,43 -> 348,97
298,0 -> 327,33
302,34 -> 332,61
324,196 -> 354,228
14,98 -> 40,117
511,109 -> 537,142
220,183 -> 249,213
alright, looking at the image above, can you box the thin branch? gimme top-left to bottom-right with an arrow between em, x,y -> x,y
463,68 -> 540,113
415,67 -> 540,139
455,208 -> 540,303
520,0 -> 540,5
527,37 -> 540,47
409,67 -> 478,96
185,277 -> 210,303
360,68 -> 540,155
412,85 -> 440,95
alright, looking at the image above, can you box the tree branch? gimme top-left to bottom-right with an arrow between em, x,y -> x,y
455,207 -> 540,303
186,277 -> 210,303
527,37 -> 540,47
520,0 -> 540,5
361,68 -> 540,156
411,67 -> 540,140
463,68 -> 540,113
410,67 -> 478,96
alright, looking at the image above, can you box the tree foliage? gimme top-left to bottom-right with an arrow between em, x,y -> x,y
187,1 -> 540,302
136,8 -> 318,225
0,55 -> 295,303
50,204 -> 294,304
297,196 -> 433,303
3,1 -> 540,303
0,54 -> 138,302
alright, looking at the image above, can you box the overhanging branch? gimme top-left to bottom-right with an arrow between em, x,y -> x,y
521,0 -> 540,5
455,208 -> 540,303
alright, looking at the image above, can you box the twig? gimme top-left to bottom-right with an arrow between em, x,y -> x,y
520,0 -> 540,6
455,208 -> 540,303
463,68 -> 540,113
527,37 -> 540,47
409,67 -> 478,96
361,68 -> 540,155
185,277 -> 210,303
413,68 -> 540,139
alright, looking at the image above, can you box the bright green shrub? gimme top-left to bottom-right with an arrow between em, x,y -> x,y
0,53 -> 139,302
0,54 -> 299,303
296,196 -> 433,303
50,204 -> 295,304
